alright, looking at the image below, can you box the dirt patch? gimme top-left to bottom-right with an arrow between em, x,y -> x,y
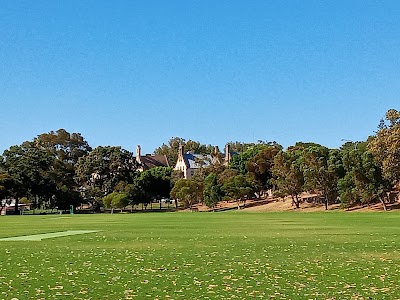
184,193 -> 399,212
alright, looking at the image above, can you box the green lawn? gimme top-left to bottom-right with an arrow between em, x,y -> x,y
1,212 -> 399,299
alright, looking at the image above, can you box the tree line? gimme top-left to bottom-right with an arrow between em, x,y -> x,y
1,109 -> 399,214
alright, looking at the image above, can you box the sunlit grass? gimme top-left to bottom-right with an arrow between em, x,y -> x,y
1,212 -> 400,299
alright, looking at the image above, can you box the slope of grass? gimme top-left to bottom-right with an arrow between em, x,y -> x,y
1,212 -> 399,299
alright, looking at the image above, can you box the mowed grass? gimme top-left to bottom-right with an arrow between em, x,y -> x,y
1,212 -> 400,299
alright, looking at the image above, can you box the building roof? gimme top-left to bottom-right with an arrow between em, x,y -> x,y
183,153 -> 213,169
138,154 -> 169,170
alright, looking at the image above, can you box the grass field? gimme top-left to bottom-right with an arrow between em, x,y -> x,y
1,212 -> 400,299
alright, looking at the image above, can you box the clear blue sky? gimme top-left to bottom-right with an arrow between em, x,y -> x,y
1,0 -> 399,154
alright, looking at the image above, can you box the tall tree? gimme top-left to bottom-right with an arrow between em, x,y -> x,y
301,146 -> 343,210
170,178 -> 203,210
203,173 -> 223,210
272,149 -> 304,208
34,129 -> 91,209
245,146 -> 281,197
229,144 -> 267,174
145,166 -> 173,200
76,146 -> 137,205
1,141 -> 54,214
339,143 -> 392,210
368,109 -> 400,184
221,174 -> 253,209
35,129 -> 91,165
127,167 -> 173,207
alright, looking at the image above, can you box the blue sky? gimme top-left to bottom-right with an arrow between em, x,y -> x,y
1,0 -> 399,154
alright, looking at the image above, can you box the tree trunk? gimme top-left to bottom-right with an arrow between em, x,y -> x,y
379,197 -> 388,211
13,196 -> 20,215
324,195 -> 328,210
293,195 -> 300,209
237,199 -> 241,210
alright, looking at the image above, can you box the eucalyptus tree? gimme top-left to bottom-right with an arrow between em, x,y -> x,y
339,143 -> 392,210
229,144 -> 266,174
368,109 -> 400,184
245,146 -> 281,197
203,173 -> 223,210
301,146 -> 343,210
170,178 -> 203,210
271,149 -> 304,208
221,174 -> 253,209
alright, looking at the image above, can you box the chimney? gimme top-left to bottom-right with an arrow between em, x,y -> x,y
136,145 -> 141,164
225,144 -> 231,163
214,146 -> 220,155
179,144 -> 184,158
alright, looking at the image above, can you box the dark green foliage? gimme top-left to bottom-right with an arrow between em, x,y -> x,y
103,192 -> 129,212
229,144 -> 266,174
170,178 -> 203,209
338,144 -> 392,209
0,172 -> 13,213
0,129 -> 91,212
146,166 -> 173,199
368,109 -> 400,184
301,146 -> 343,209
34,129 -> 91,209
272,149 -> 304,208
226,140 -> 282,153
0,172 -> 12,200
221,174 -> 253,209
1,141 -> 55,213
128,167 -> 173,206
245,146 -> 281,197
203,173 -> 222,209
76,146 -> 137,203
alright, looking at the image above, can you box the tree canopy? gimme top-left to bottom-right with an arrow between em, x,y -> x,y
368,109 -> 400,184
76,146 -> 138,204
